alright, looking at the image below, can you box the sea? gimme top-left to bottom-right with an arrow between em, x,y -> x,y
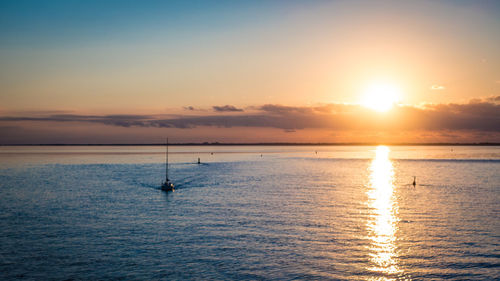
0,145 -> 499,280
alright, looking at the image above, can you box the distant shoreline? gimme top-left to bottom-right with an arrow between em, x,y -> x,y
1,143 -> 499,146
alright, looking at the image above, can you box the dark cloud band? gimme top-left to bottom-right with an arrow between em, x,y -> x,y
1,101 -> 500,132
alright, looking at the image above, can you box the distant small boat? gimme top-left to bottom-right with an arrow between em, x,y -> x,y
161,138 -> 174,192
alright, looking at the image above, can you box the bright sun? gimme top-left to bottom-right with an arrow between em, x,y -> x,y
361,83 -> 401,112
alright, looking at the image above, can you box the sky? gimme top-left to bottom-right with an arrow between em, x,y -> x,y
1,0 -> 499,144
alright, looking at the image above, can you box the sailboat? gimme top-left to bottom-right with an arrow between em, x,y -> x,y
161,138 -> 174,192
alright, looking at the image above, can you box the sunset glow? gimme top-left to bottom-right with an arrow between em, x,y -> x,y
0,0 -> 499,144
361,83 -> 401,112
366,146 -> 400,275
1,2 -> 500,280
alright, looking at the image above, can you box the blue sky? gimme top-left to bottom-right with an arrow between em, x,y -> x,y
2,0 -> 499,46
0,0 -> 277,47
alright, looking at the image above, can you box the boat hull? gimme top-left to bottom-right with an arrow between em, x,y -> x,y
161,182 -> 174,192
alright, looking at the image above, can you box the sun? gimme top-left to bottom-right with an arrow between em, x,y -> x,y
361,82 -> 401,112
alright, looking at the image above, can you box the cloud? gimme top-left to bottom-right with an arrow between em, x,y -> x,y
418,102 -> 500,131
212,105 -> 244,112
183,106 -> 209,112
259,104 -> 313,114
1,100 -> 500,134
430,85 -> 445,90
3,110 -> 74,115
487,96 -> 500,103
0,114 -> 153,128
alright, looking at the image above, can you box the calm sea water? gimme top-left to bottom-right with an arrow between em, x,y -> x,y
0,145 -> 499,280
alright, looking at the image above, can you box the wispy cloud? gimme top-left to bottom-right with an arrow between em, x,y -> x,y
430,85 -> 445,90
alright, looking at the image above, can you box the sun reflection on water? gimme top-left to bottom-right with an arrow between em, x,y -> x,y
366,146 -> 401,279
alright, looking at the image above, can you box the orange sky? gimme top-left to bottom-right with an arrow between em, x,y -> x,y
0,1 -> 499,143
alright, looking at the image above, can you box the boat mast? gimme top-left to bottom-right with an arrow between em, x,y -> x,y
166,138 -> 169,182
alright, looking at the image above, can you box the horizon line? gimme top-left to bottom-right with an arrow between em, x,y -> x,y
1,142 -> 500,146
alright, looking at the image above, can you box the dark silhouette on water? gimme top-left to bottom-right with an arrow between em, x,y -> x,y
161,138 -> 174,192
412,176 -> 416,187
197,157 -> 201,164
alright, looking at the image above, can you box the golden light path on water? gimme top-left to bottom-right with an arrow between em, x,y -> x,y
366,146 -> 401,279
